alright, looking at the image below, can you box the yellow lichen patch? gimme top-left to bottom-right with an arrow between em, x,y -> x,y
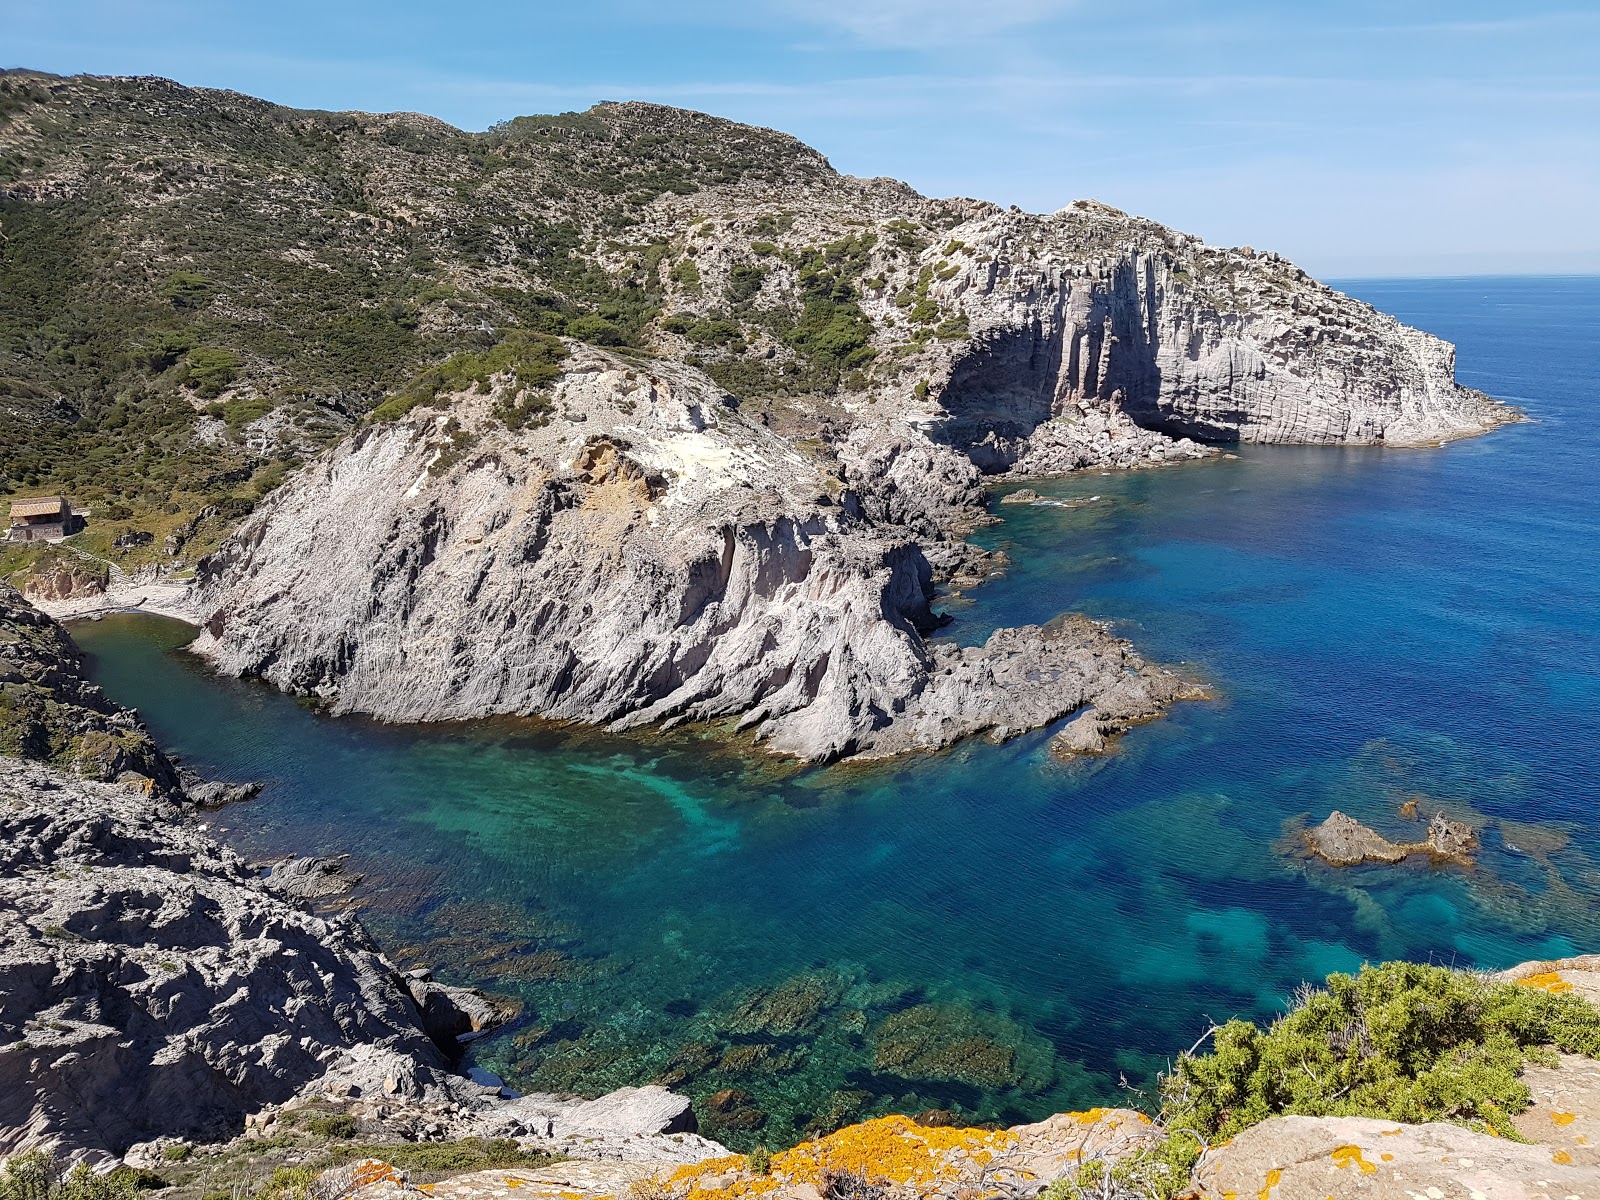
669,1116 -> 1018,1200
1519,971 -> 1575,994
351,1161 -> 405,1191
1380,1153 -> 1394,1162
1329,1146 -> 1377,1174
1553,1111 -> 1579,1126
1555,1150 -> 1574,1165
1255,1167 -> 1282,1200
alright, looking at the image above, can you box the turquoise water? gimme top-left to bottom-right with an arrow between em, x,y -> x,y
74,276 -> 1600,1147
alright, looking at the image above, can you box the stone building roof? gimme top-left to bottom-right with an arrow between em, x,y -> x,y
9,496 -> 69,520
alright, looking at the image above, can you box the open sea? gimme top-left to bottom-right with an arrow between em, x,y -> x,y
73,275 -> 1600,1147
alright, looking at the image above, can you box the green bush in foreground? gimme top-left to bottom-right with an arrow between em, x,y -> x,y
1050,961 -> 1600,1200
0,1152 -> 163,1200
1163,961 -> 1600,1142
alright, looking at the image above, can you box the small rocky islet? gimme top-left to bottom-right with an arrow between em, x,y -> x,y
1,70 -> 1593,1199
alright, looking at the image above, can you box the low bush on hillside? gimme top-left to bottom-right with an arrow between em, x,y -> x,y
0,1152 -> 164,1200
371,330 -> 568,422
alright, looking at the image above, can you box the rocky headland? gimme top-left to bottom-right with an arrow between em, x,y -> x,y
2,72 -> 1515,761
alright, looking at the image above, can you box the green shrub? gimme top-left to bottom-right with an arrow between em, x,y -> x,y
746,1146 -> 771,1176
161,271 -> 213,309
727,264 -> 767,305
299,1112 -> 358,1139
372,330 -> 568,422
566,314 -> 623,346
184,348 -> 242,399
320,1138 -> 559,1179
668,259 -> 701,290
0,1153 -> 164,1200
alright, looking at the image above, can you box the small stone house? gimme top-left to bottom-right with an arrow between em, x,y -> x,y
7,496 -> 78,543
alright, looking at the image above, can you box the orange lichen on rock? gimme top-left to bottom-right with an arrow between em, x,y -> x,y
1555,1150 -> 1575,1164
351,1161 -> 406,1190
1329,1145 -> 1376,1174
1254,1167 -> 1281,1199
669,1116 -> 1019,1199
1519,971 -> 1575,994
1553,1111 -> 1579,1126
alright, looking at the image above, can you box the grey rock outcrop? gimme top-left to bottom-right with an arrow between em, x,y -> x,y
0,756 -> 457,1163
1303,810 -> 1409,866
189,354 -> 1202,762
902,202 -> 1512,467
177,765 -> 264,808
1303,809 -> 1479,868
0,581 -> 180,795
1193,1114 -> 1600,1197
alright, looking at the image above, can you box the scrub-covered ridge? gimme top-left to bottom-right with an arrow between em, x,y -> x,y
1,70 -> 1510,757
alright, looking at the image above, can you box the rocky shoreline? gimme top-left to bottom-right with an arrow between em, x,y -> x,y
0,583 -> 726,1169
9,556 -> 1600,1198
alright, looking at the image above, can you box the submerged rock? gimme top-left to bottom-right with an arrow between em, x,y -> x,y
999,487 -> 1040,504
264,853 -> 362,900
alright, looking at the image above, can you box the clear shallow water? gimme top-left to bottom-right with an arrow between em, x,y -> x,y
75,276 -> 1600,1147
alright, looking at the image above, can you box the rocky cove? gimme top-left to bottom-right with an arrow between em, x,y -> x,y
2,275 -> 1585,1166
2,70 -> 1599,1198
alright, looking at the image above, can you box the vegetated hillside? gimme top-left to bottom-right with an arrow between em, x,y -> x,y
0,69 -> 1507,583
0,70 -> 892,552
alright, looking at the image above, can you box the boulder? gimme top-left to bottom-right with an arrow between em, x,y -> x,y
265,853 -> 361,901
1304,811 -> 1409,866
1426,811 -> 1478,862
1054,708 -> 1109,754
405,979 -> 518,1049
1193,1114 -> 1600,1198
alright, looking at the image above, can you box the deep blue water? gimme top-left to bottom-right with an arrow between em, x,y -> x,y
73,276 -> 1600,1147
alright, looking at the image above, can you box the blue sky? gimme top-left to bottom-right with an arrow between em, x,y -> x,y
9,0 -> 1599,277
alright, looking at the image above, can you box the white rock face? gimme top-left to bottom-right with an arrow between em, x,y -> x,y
190,353 -> 1200,761
877,201 -> 1512,468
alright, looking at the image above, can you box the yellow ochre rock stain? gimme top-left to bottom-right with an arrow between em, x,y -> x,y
1330,1145 -> 1377,1174
1520,971 -> 1575,994
669,1114 -> 1021,1200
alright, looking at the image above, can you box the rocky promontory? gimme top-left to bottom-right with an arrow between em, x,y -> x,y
187,350 -> 1204,762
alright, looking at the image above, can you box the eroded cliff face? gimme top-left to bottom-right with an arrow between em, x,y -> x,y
922,202 -> 1506,464
189,351 -> 1199,761
643,196 -> 1510,477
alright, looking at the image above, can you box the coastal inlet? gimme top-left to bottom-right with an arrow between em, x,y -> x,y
75,278 -> 1600,1150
